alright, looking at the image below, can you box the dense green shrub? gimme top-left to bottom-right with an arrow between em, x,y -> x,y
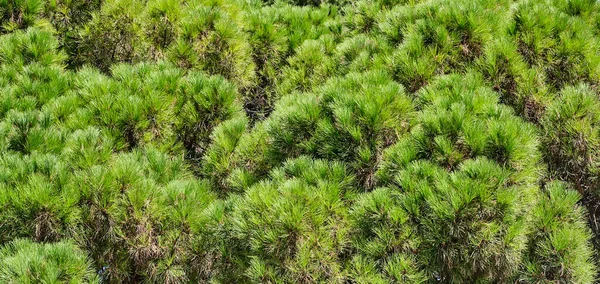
540,83 -> 600,248
370,74 -> 541,282
383,0 -> 501,93
0,238 -> 98,283
203,70 -> 413,192
521,181 -> 596,283
269,70 -> 412,188
348,186 -> 427,283
541,84 -> 600,196
511,0 -> 600,91
224,157 -> 355,282
169,1 -> 255,89
174,71 -> 245,165
2,0 -> 600,283
70,149 -> 217,282
69,62 -> 244,167
477,37 -> 550,122
0,0 -> 44,34
0,26 -> 66,67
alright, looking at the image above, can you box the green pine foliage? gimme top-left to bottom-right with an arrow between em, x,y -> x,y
542,84 -> 600,196
0,238 -> 98,283
168,0 -> 255,89
74,0 -> 144,72
224,157 -> 355,282
2,0 -> 600,283
522,181 -> 596,283
202,70 -> 412,192
70,62 -> 244,163
0,0 -> 44,34
371,74 -> 540,282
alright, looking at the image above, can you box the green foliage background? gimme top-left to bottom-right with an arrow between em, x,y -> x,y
1,0 -> 600,283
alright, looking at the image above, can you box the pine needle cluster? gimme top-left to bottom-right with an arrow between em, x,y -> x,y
1,0 -> 600,283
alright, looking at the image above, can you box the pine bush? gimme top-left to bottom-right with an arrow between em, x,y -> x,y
0,238 -> 98,283
1,0 -> 600,283
521,181 -> 596,283
0,0 -> 44,34
371,73 -> 542,282
224,157 -> 354,282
